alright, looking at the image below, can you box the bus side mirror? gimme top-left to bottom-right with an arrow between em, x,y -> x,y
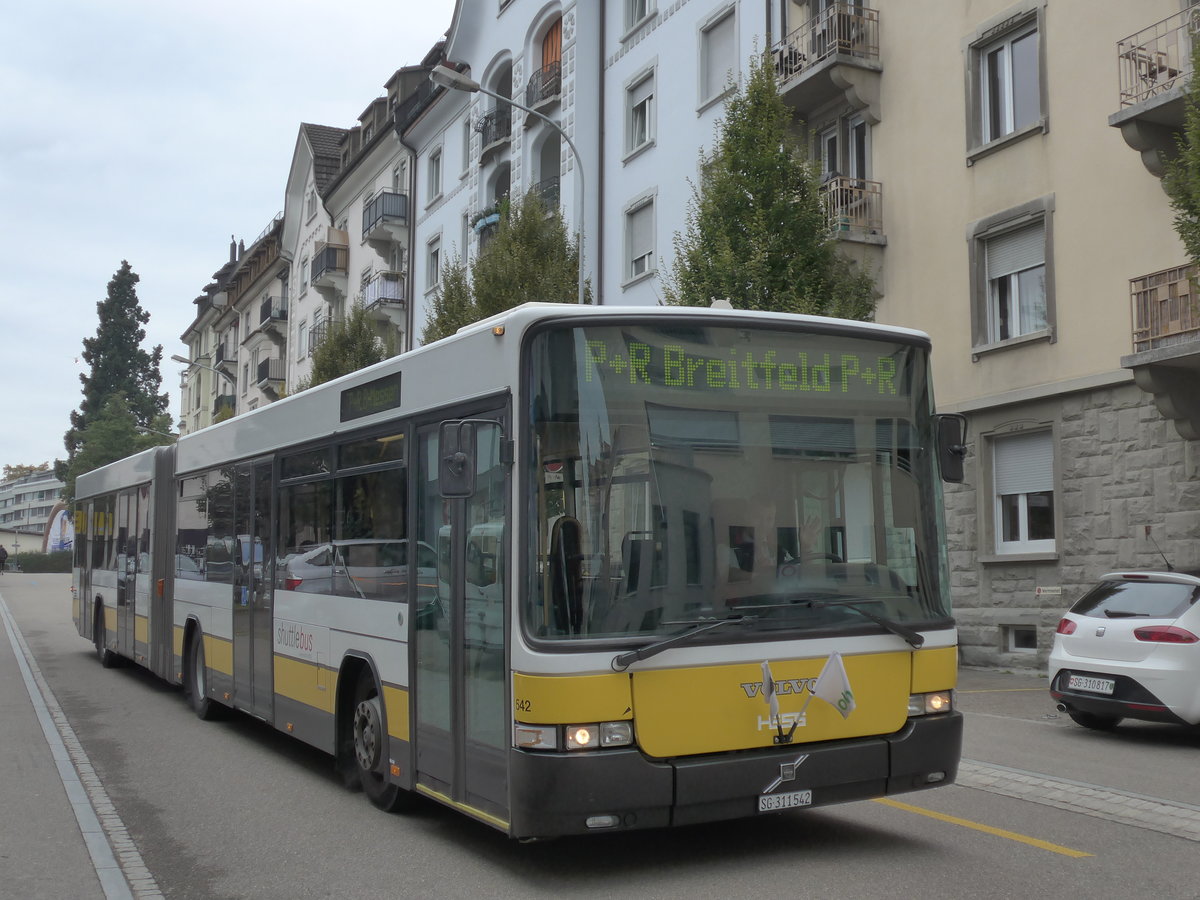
936,413 -> 967,484
440,421 -> 478,498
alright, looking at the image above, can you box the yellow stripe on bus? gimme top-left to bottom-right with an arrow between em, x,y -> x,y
911,646 -> 957,692
135,614 -> 149,645
203,633 -> 233,676
273,655 -> 410,740
512,672 -> 633,723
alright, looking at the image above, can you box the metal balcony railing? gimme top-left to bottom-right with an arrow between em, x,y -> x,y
772,2 -> 879,82
477,106 -> 513,149
214,394 -> 236,416
363,271 -> 406,308
526,60 -> 562,107
1130,264 -> 1200,352
258,297 -> 287,326
822,176 -> 883,235
312,243 -> 348,282
256,357 -> 285,385
308,321 -> 328,355
1117,8 -> 1197,109
529,176 -> 560,210
363,191 -> 409,234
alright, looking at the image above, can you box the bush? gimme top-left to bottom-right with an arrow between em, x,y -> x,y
7,551 -> 72,573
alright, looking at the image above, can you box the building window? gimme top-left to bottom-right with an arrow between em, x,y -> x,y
428,148 -> 443,202
992,430 -> 1055,555
967,6 -> 1044,156
625,194 -> 656,285
969,195 -> 1054,351
699,6 -> 737,107
985,222 -> 1046,343
297,321 -> 307,360
305,188 -> 318,220
462,117 -> 472,174
300,257 -> 309,293
625,67 -> 655,158
625,0 -> 653,34
427,238 -> 441,290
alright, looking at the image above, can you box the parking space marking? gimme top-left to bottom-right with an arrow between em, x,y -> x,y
873,797 -> 1093,858
958,759 -> 1200,843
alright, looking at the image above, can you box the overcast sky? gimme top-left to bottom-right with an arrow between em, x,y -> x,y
0,0 -> 457,470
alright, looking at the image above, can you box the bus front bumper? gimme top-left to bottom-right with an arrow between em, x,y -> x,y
507,711 -> 962,839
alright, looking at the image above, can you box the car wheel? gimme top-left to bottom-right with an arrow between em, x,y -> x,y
1066,708 -> 1120,731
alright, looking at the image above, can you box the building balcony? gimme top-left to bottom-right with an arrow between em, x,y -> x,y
526,60 -> 562,110
477,106 -> 512,160
1109,7 -> 1195,178
1121,263 -> 1200,440
363,271 -> 406,328
258,296 -> 287,339
308,320 -> 329,356
363,191 -> 409,249
256,357 -> 286,399
312,230 -> 349,301
822,176 -> 883,241
214,394 -> 236,418
529,176 -> 560,211
214,342 -> 236,377
773,2 -> 880,122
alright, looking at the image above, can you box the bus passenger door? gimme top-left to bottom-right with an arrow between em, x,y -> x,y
116,489 -> 136,656
232,460 -> 274,720
414,411 -> 510,824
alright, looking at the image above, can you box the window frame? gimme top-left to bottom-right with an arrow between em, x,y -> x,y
698,4 -> 738,111
623,190 -> 657,287
965,1 -> 1046,163
989,429 -> 1056,557
968,195 -> 1055,354
623,0 -> 655,40
426,235 -> 442,292
624,63 -> 657,161
427,146 -> 443,206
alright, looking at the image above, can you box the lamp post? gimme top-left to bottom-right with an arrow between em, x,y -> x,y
170,354 -> 231,382
135,425 -> 178,440
430,66 -> 588,306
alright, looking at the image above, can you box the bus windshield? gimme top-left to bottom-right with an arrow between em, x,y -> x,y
524,320 -> 952,644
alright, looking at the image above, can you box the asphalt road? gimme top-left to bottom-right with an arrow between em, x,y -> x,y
4,573 -> 1200,900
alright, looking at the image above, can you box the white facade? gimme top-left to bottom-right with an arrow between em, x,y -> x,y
0,470 -> 64,537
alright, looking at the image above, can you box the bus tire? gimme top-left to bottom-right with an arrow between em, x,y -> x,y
93,606 -> 118,668
351,669 -> 410,812
185,629 -> 220,721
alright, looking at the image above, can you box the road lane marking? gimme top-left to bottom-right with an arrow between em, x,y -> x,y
0,595 -> 163,899
957,759 -> 1200,843
873,797 -> 1093,858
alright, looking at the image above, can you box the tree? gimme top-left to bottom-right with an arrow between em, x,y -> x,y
2,462 -> 50,482
663,51 -> 875,319
1164,42 -> 1200,262
302,301 -> 395,390
62,261 -> 169,470
421,189 -> 587,345
58,397 -> 172,501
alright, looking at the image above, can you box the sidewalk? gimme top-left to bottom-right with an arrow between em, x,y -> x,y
0,580 -> 125,899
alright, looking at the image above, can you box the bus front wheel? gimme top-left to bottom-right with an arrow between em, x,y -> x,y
351,669 -> 410,812
185,630 -> 219,721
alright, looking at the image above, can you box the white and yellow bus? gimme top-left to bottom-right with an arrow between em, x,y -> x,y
73,302 -> 966,839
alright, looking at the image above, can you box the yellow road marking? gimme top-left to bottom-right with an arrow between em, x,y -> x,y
873,797 -> 1093,858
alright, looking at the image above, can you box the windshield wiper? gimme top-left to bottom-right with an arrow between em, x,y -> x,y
734,596 -> 925,648
1103,609 -> 1149,618
611,615 -> 758,671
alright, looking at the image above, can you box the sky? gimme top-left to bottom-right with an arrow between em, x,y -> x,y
0,0 -> 457,470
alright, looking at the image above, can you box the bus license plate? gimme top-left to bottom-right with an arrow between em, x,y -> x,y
1067,674 -> 1115,695
759,789 -> 812,812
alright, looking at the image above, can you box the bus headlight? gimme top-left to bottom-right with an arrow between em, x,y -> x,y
907,691 -> 953,716
516,721 -> 635,751
514,724 -> 558,750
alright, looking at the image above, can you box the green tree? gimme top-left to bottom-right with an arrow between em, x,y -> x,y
664,51 -> 875,319
422,254 -> 478,344
303,302 -> 395,390
421,190 -> 587,344
62,261 -> 169,471
58,397 -> 172,501
1165,42 -> 1200,262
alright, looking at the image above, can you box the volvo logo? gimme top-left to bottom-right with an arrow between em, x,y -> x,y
740,678 -> 816,698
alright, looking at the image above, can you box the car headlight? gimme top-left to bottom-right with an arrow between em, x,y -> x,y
908,690 -> 953,716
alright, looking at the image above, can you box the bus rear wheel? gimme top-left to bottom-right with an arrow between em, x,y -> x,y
351,669 -> 410,812
185,629 -> 220,721
93,607 -> 117,668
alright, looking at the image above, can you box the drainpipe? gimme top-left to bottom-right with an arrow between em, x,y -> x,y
596,0 -> 606,305
396,129 -> 418,353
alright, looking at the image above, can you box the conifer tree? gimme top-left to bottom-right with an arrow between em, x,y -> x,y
304,301 -> 395,389
422,254 -> 478,344
664,51 -> 875,318
61,261 -> 169,475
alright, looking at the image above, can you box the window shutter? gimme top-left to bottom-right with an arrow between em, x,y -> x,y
986,222 -> 1043,279
993,431 -> 1053,494
629,202 -> 653,257
630,73 -> 653,108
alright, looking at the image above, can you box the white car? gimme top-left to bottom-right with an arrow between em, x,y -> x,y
281,539 -> 438,603
1049,570 -> 1200,730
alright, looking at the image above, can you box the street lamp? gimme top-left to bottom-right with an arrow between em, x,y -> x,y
430,65 -> 588,306
135,425 -> 178,440
171,354 -> 232,382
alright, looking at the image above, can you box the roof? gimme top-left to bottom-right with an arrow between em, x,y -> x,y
300,123 -> 350,195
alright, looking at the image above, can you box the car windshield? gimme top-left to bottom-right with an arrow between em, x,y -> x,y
523,321 -> 953,644
1070,580 -> 1200,620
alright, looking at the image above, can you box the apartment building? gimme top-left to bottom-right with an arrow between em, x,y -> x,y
0,469 -> 65,537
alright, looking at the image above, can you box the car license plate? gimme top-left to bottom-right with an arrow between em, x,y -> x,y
1067,674 -> 1115,695
759,789 -> 812,812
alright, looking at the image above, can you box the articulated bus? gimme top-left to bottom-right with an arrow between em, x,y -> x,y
73,303 -> 966,839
